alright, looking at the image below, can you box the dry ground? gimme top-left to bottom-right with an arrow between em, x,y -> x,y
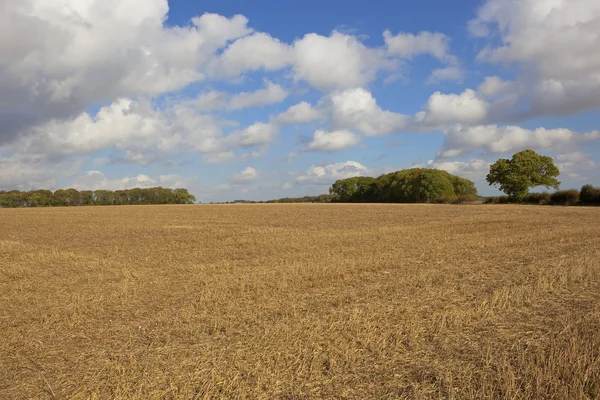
1,204 -> 599,399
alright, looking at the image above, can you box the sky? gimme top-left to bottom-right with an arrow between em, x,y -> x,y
1,0 -> 599,202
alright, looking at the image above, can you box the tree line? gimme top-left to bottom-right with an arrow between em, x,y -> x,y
0,187 -> 196,208
485,149 -> 600,205
328,168 -> 479,203
267,150 -> 599,206
485,185 -> 600,206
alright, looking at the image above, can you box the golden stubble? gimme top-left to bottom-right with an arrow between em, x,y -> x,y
1,204 -> 599,399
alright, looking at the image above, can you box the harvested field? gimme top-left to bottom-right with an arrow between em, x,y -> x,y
1,204 -> 599,399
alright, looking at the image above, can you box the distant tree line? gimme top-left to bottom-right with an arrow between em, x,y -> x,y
265,194 -> 334,203
0,187 -> 196,208
485,185 -> 600,206
485,150 -> 600,206
328,168 -> 479,203
262,150 -> 600,207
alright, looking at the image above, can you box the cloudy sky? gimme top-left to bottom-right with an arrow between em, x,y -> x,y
1,0 -> 599,202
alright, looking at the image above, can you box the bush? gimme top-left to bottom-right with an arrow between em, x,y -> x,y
523,192 -> 551,205
454,193 -> 481,204
484,196 -> 514,204
550,189 -> 580,205
580,185 -> 600,206
434,194 -> 458,204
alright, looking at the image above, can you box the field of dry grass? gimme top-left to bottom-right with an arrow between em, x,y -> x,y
1,204 -> 599,399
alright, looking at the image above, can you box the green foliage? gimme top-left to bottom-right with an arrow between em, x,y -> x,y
580,185 -> 600,206
329,177 -> 377,202
329,168 -> 478,204
550,189 -> 580,206
0,187 -> 197,208
487,150 -> 560,199
454,193 -> 482,204
266,194 -> 334,203
523,192 -> 552,205
484,196 -> 515,204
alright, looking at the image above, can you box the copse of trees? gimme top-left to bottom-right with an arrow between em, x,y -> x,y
487,150 -> 560,200
485,185 -> 600,206
485,150 -> 600,206
329,168 -> 479,203
0,187 -> 196,208
265,194 -> 334,203
580,184 -> 600,205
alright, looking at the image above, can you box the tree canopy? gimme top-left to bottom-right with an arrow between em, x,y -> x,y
329,168 -> 478,203
0,187 -> 196,208
486,150 -> 560,199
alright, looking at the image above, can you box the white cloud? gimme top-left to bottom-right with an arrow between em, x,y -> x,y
8,98 -> 223,161
187,91 -> 229,111
421,89 -> 489,126
0,0 -> 251,143
71,170 -> 192,191
384,30 -> 462,84
282,182 -> 292,190
230,167 -> 259,183
0,155 -> 78,191
295,161 -> 371,184
227,81 -> 288,110
227,122 -> 279,148
304,130 -> 360,152
477,76 -> 516,98
203,151 -> 236,164
555,152 -> 598,180
277,102 -> 322,124
439,124 -> 600,158
421,159 -> 491,182
469,0 -> 600,118
0,98 -> 279,168
291,32 -> 388,91
183,82 -> 287,112
383,30 -> 453,62
215,32 -> 292,76
427,66 -> 464,84
323,88 -> 411,136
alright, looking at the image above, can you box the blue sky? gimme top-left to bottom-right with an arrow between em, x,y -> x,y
1,0 -> 599,201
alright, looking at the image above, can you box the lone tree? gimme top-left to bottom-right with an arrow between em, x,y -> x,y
486,150 -> 560,200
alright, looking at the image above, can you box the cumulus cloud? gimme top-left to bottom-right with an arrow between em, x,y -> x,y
477,76 -> 516,98
384,30 -> 463,83
71,170 -> 192,191
304,130 -> 360,152
469,0 -> 600,118
227,122 -> 279,148
0,98 -> 279,168
227,81 -> 288,110
383,30 -> 454,61
295,161 -> 371,184
555,152 -> 599,181
427,66 -> 465,84
323,88 -> 411,136
439,124 -> 600,158
183,82 -> 287,112
420,89 -> 489,127
0,154 -> 81,191
291,31 -> 390,91
420,159 -> 491,182
277,102 -> 322,124
215,32 -> 292,76
186,91 -> 229,111
230,167 -> 259,183
0,0 -> 251,143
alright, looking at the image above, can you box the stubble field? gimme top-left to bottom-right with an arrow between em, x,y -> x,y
1,204 -> 599,399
